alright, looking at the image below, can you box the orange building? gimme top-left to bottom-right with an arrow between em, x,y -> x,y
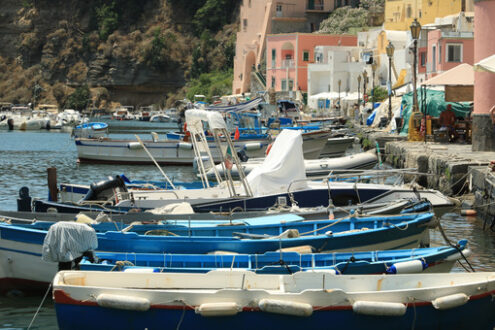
266,33 -> 357,92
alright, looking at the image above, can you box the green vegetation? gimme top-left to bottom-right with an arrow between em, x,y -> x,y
193,0 -> 237,34
65,85 -> 90,111
143,28 -> 176,70
319,0 -> 385,34
370,86 -> 388,103
185,70 -> 233,102
95,1 -> 119,40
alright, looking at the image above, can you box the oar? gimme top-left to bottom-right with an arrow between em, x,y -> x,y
135,135 -> 176,189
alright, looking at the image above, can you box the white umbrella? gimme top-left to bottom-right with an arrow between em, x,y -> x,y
474,54 -> 495,73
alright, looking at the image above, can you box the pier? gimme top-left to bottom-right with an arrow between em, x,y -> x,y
362,130 -> 495,220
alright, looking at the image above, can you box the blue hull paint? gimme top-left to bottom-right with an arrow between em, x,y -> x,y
0,213 -> 431,254
54,295 -> 495,330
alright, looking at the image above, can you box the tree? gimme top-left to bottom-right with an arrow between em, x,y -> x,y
319,6 -> 369,34
65,85 -> 90,111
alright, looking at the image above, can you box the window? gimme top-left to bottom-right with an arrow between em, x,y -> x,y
271,49 -> 276,68
285,54 -> 292,60
276,4 -> 283,17
288,80 -> 294,91
248,0 -> 251,7
271,77 -> 276,88
303,50 -> 309,61
447,44 -> 462,62
243,19 -> 248,31
438,44 -> 441,64
281,79 -> 287,91
406,5 -> 412,18
420,52 -> 426,67
432,45 -> 436,72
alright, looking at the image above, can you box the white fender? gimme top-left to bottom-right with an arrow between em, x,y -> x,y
243,142 -> 262,151
195,302 -> 240,317
127,142 -> 142,149
123,268 -> 158,273
178,142 -> 193,150
305,269 -> 338,275
445,249 -> 472,261
352,301 -> 406,316
96,293 -> 150,311
388,260 -> 426,274
432,293 -> 469,310
259,299 -> 313,317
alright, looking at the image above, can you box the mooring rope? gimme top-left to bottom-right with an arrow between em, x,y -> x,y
27,282 -> 52,330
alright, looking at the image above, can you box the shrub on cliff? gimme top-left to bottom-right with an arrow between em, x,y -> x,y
65,85 -> 90,111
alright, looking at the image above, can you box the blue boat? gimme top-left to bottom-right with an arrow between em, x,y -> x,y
80,240 -> 468,275
72,122 -> 108,139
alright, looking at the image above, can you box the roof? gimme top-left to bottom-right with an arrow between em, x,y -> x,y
421,63 -> 474,86
474,54 -> 495,73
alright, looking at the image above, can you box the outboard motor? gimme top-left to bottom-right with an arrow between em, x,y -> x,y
237,149 -> 249,162
17,186 -> 32,212
81,175 -> 128,203
41,222 -> 98,270
7,118 -> 14,130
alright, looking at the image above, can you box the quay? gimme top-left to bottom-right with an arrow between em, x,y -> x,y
362,129 -> 495,221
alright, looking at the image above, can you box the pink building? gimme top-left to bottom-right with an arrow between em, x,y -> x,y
266,33 -> 357,92
426,28 -> 474,78
232,0 -> 358,94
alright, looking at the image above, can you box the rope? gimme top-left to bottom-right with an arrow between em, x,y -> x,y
386,221 -> 409,231
110,260 -> 135,271
299,216 -> 347,236
437,221 -> 475,272
27,282 -> 52,330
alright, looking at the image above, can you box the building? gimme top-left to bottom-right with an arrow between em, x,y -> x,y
384,0 -> 473,30
232,0 -> 359,94
265,32 -> 357,93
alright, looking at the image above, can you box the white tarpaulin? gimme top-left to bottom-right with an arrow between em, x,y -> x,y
474,54 -> 495,73
42,222 -> 98,263
185,109 -> 227,134
246,129 -> 308,196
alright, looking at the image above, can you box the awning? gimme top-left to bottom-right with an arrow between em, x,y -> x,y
474,54 -> 495,73
422,63 -> 474,86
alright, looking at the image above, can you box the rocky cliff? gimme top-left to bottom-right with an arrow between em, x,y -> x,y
0,0 -> 238,109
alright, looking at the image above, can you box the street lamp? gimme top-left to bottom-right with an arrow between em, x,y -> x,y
386,42 -> 395,123
371,62 -> 377,112
338,79 -> 341,115
357,75 -> 362,120
362,70 -> 368,108
409,18 -> 421,141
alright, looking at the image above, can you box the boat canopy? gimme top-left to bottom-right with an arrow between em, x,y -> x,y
185,109 -> 228,134
247,129 -> 308,196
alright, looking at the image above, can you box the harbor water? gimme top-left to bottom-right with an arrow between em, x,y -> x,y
0,130 -> 495,329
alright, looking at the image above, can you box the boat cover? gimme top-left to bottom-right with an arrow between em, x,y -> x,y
247,129 -> 308,196
42,222 -> 98,262
185,109 -> 227,134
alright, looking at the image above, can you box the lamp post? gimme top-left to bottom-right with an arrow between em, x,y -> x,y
357,75 -> 362,120
363,70 -> 368,108
371,62 -> 377,113
338,79 -> 341,115
410,18 -> 421,140
386,42 -> 395,123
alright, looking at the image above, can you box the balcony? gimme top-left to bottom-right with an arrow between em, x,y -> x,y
282,59 -> 295,68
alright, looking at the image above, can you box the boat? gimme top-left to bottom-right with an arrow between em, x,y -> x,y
72,122 -> 108,139
0,213 -> 435,293
52,270 -> 495,329
205,149 -> 378,179
320,136 -> 356,158
80,239 -> 469,274
54,109 -> 86,129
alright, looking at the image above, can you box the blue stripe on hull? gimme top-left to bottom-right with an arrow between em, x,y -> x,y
55,296 -> 495,330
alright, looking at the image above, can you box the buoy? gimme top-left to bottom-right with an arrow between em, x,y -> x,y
127,142 -> 143,149
195,302 -> 240,317
259,299 -> 313,317
96,293 -> 150,311
178,142 -> 193,150
243,142 -> 262,151
386,259 -> 427,274
432,293 -> 469,310
460,209 -> 477,216
352,301 -> 406,316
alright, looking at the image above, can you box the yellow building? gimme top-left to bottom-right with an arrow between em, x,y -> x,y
384,0 -> 473,30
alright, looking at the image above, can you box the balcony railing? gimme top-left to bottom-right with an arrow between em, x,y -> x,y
282,59 -> 295,68
306,3 -> 324,10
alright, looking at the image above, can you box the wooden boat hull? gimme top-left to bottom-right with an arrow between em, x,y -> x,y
53,271 -> 495,330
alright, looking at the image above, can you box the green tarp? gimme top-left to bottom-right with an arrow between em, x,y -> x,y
400,89 -> 472,134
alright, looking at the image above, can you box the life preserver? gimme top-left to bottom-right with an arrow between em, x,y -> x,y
183,123 -> 190,137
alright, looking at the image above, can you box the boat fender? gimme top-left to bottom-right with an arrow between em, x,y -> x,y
259,299 -> 313,317
195,302 -> 241,317
305,269 -> 338,275
178,142 -> 193,150
386,260 -> 427,274
445,248 -> 472,261
243,142 -> 262,151
123,268 -> 160,273
352,301 -> 406,316
432,293 -> 469,310
127,142 -> 143,150
96,293 -> 150,312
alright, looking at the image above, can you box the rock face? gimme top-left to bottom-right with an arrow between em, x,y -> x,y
0,0 -> 189,106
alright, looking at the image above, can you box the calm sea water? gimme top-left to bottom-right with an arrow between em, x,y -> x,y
0,130 -> 494,329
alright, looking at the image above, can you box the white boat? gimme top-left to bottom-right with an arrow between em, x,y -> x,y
320,136 -> 356,158
52,270 -> 495,329
0,107 -> 45,130
72,122 -> 109,139
54,109 -> 86,128
111,106 -> 135,120
205,149 -> 378,179
149,113 -> 175,123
